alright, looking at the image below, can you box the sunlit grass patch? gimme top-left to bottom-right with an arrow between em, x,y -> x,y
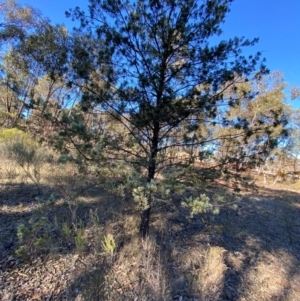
178,245 -> 227,300
242,250 -> 295,301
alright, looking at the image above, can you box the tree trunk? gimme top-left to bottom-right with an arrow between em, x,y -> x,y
139,124 -> 159,238
140,207 -> 151,238
140,160 -> 155,238
139,157 -> 156,238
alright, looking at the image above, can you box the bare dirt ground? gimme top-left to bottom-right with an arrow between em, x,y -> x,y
0,168 -> 299,300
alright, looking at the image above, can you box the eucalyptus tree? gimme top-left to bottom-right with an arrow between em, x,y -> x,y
0,0 -> 43,48
274,107 -> 300,173
66,0 -> 276,237
0,20 -> 72,132
0,50 -> 36,127
213,71 -> 288,170
0,0 -> 48,128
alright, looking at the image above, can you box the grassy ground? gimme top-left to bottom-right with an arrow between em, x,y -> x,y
0,160 -> 299,300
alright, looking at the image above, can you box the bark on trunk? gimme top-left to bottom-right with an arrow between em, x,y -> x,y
139,123 -> 159,238
139,159 -> 155,238
140,207 -> 151,238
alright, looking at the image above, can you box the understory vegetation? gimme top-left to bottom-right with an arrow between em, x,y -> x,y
0,155 -> 299,300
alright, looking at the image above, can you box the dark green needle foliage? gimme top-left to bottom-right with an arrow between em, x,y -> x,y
66,0 -> 283,236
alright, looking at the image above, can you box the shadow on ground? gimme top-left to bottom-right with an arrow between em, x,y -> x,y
1,180 -> 300,300
0,181 -> 123,263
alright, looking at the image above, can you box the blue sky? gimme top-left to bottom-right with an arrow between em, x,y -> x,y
19,0 -> 300,108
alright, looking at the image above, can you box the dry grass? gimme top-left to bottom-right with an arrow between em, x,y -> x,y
0,159 -> 300,300
0,159 -> 22,182
241,249 -> 300,301
181,246 -> 227,300
253,172 -> 300,192
78,236 -> 170,301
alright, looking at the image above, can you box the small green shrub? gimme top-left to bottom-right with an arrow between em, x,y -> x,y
16,217 -> 50,258
74,219 -> 86,253
61,222 -> 72,238
101,234 -> 116,256
17,223 -> 30,242
1,132 -> 46,192
0,128 -> 27,141
89,208 -> 100,227
75,232 -> 86,253
181,192 -> 241,218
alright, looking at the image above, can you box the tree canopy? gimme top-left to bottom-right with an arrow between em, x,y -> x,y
0,0 -> 293,237
64,0 -> 286,236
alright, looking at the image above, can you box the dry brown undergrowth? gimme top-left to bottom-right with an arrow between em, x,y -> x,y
0,161 -> 300,300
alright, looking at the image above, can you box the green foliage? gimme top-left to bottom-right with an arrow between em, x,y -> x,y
132,180 -> 171,211
16,216 -> 50,258
0,1 -> 47,128
9,139 -> 36,165
75,231 -> 85,253
2,0 -> 287,236
2,133 -> 45,190
61,222 -> 72,238
89,208 -> 100,228
101,234 -> 116,257
0,128 -> 27,141
214,71 -> 288,168
67,0 -> 270,183
35,192 -> 58,208
132,180 -> 158,211
182,192 -> 241,218
16,223 -> 30,242
182,194 -> 216,218
273,107 -> 300,172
